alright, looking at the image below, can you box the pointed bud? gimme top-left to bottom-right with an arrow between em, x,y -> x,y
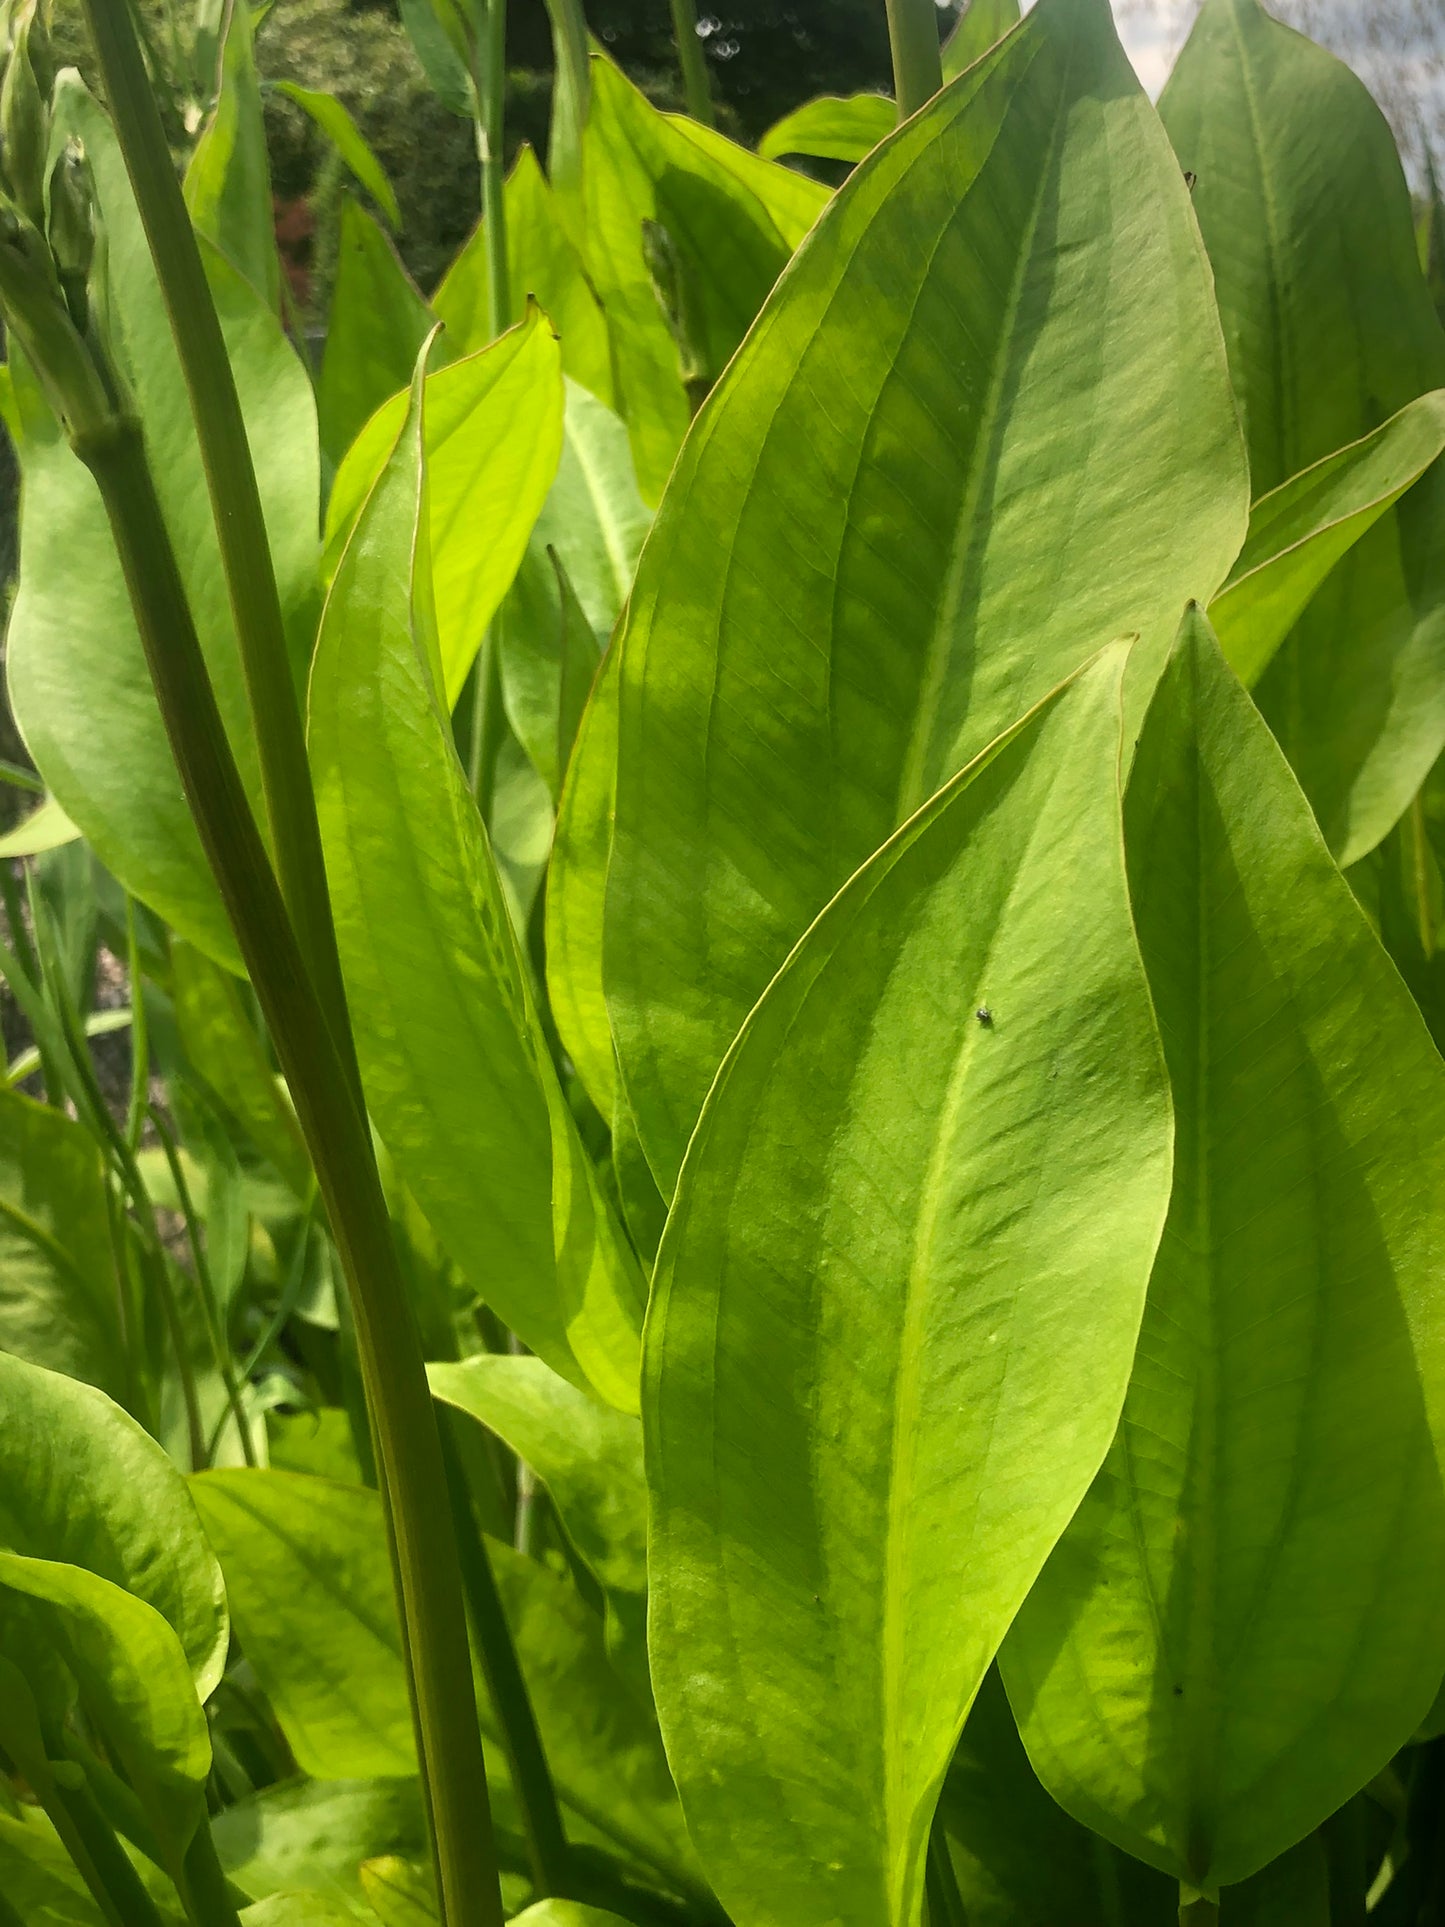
47,142 -> 92,330
1,0 -> 51,228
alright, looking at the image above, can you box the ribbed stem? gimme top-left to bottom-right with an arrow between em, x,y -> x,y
885,0 -> 944,118
76,418 -> 503,1927
176,1819 -> 244,1927
924,1821 -> 966,1927
668,0 -> 715,127
77,0 -> 355,1082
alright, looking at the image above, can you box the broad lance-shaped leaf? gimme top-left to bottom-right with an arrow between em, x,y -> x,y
184,0 -> 278,307
1161,0 -> 1445,865
501,382 -> 651,800
758,94 -> 897,166
942,0 -> 1022,76
605,0 -> 1248,1191
7,77 -> 319,973
0,1554 -> 211,1866
0,1352 -> 228,1700
316,197 -> 434,474
269,82 -> 401,229
191,1470 -> 704,1901
1001,611 -> 1445,1896
310,348 -> 643,1412
434,145 -> 614,409
1210,389 -> 1445,686
580,54 -> 829,502
645,646 -> 1173,1927
323,307 -> 565,705
0,1089 -> 129,1403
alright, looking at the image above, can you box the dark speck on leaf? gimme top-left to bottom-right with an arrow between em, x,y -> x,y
976,1006 -> 993,1027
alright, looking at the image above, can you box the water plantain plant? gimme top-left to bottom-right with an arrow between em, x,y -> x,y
0,0 -> 1442,1923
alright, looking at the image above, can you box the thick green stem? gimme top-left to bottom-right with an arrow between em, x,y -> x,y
76,419 -> 503,1927
176,1819 -> 244,1927
885,0 -> 944,118
476,0 -> 510,337
441,1418 -> 572,1898
49,1771 -> 168,1927
1178,1891 -> 1219,1927
668,0 -> 715,126
77,0 -> 354,1075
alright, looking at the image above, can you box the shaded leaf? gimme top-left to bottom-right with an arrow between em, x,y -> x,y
185,0 -> 279,307
1002,610 -> 1445,1892
645,647 -> 1173,1927
606,0 -> 1248,1189
941,0 -> 1021,77
215,1776 -> 425,1911
241,1897 -> 364,1926
317,198 -> 433,474
0,794 -> 80,859
270,83 -> 401,228
358,1857 -> 436,1926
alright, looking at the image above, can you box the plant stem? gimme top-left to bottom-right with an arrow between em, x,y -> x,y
77,0 -> 354,1073
885,0 -> 944,118
124,898 -> 150,1150
1178,1890 -> 1219,1926
74,417 -> 504,1927
473,0 -> 511,338
668,0 -> 715,127
49,1770 -> 168,1927
176,1818 -> 244,1927
441,1418 -> 572,1899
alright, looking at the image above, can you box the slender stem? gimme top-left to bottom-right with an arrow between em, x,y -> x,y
1178,1891 -> 1219,1927
468,624 -> 506,810
77,0 -> 355,1082
124,898 -> 150,1150
667,0 -> 715,126
924,1821 -> 966,1927
148,1105 -> 257,1467
1410,793 -> 1435,960
441,1418 -> 572,1899
885,0 -> 944,118
476,0 -> 510,338
122,1204 -> 206,1469
0,1887 -> 23,1927
176,1818 -> 244,1927
49,1771 -> 168,1927
0,757 -> 44,794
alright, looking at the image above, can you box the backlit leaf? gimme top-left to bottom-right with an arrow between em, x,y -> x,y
270,83 -> 401,229
645,647 -> 1173,1927
757,94 -> 896,166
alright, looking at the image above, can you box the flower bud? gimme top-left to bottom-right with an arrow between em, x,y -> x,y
47,142 -> 92,330
0,0 -> 51,229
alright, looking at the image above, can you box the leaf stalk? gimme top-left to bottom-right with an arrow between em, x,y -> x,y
885,0 -> 944,118
668,0 -> 716,127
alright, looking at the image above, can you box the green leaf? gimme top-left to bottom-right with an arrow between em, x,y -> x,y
1210,390 -> 1445,686
1001,610 -> 1445,1893
434,146 -> 615,407
270,83 -> 401,228
240,1897 -> 364,1927
396,0 -> 474,118
500,382 -> 651,800
941,0 -> 1021,77
1345,758 -> 1445,1054
580,55 -> 828,501
0,1090 -> 129,1402
0,794 -> 80,859
170,938 -> 311,1197
214,1776 -> 425,1912
358,1857 -> 436,1926
322,309 -> 565,705
184,0 -> 279,306
310,348 -> 642,1410
7,80 -> 319,974
192,1470 -> 703,1898
428,1353 -> 646,1672
317,198 -> 434,474
0,1553 -> 211,1862
645,646 -> 1173,1927
544,636 -> 621,1120
757,93 -> 896,165
606,0 -> 1249,1190
0,1805 -> 108,1926
510,1907 -> 635,1927
0,1352 -> 228,1699
938,1670 -> 1173,1926
1160,0 -> 1445,864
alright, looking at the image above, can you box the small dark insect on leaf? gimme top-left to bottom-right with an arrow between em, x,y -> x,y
976,1006 -> 993,1027
1183,169 -> 1198,194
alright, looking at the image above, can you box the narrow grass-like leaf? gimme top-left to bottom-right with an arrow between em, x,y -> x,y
645,646 -> 1172,1927
270,82 -> 401,228
310,351 -> 642,1408
1002,610 -> 1445,1894
1211,391 -> 1445,686
316,198 -> 433,474
1161,0 -> 1445,863
605,0 -> 1247,1190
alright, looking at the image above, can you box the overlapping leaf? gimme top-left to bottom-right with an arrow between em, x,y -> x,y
645,647 -> 1172,1927
316,198 -> 434,473
605,0 -> 1248,1190
1161,0 -> 1445,863
1002,611 -> 1445,1895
